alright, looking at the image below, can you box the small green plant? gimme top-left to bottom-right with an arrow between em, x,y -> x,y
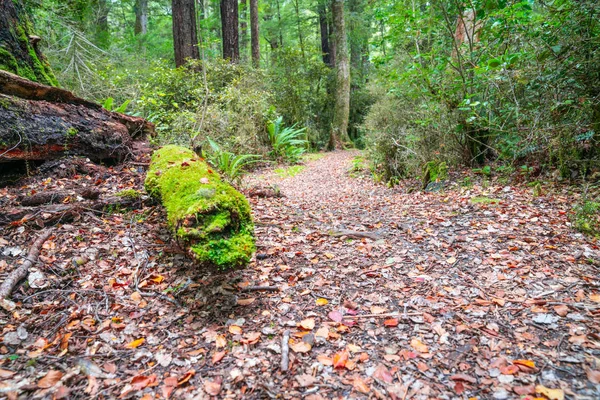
422,161 -> 448,189
205,139 -> 262,184
102,97 -> 132,113
267,116 -> 308,163
66,127 -> 78,137
462,176 -> 473,188
471,196 -> 501,204
573,199 -> 600,235
473,165 -> 491,176
116,189 -> 141,200
274,165 -> 305,178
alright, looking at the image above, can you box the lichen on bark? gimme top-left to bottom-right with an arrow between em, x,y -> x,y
145,145 -> 255,269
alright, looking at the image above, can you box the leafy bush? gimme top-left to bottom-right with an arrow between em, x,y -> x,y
267,116 -> 308,163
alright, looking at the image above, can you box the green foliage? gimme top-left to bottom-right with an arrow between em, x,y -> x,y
116,189 -> 141,200
573,200 -> 600,236
205,139 -> 262,184
274,165 -> 305,178
267,116 -> 308,163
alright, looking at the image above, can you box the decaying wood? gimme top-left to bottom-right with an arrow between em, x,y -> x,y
241,285 -> 281,292
0,195 -> 145,226
18,188 -> 100,206
0,70 -> 154,164
0,229 -> 53,311
280,329 -> 290,372
328,229 -> 380,240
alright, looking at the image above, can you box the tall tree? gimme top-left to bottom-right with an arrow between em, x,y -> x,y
240,0 -> 248,60
93,0 -> 110,48
250,0 -> 260,67
317,1 -> 332,66
0,0 -> 57,86
172,0 -> 200,67
293,0 -> 305,58
220,0 -> 239,62
134,0 -> 148,35
329,0 -> 350,149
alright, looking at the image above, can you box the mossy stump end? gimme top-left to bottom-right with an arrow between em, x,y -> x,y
145,145 -> 255,269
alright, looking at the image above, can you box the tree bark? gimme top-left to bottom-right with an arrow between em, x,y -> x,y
172,0 -> 200,67
220,0 -> 239,62
93,0 -> 110,48
135,0 -> 149,35
329,0 -> 350,149
0,0 -> 57,86
293,0 -> 305,59
240,0 -> 248,61
318,2 -> 332,67
250,0 -> 260,67
0,70 -> 154,164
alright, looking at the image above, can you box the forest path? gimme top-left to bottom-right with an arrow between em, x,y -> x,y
1,151 -> 598,399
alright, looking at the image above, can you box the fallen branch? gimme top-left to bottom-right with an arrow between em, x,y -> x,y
18,188 -> 100,206
343,312 -> 422,319
281,329 -> 290,372
241,285 -> 281,292
328,229 -> 381,240
0,229 -> 53,311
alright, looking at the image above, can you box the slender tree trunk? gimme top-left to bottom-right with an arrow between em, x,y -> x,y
240,0 -> 248,61
220,0 -> 239,62
293,0 -> 305,58
329,0 -> 350,149
317,2 -> 331,66
172,0 -> 200,67
328,2 -> 336,67
250,0 -> 260,67
134,0 -> 149,35
275,0 -> 283,47
93,0 -> 110,48
0,0 -> 57,86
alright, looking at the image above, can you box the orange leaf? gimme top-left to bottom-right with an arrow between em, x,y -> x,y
317,354 -> 333,366
333,349 -> 349,369
236,298 -> 255,306
241,331 -> 261,345
410,338 -> 429,353
500,365 -> 519,375
60,332 -> 72,351
513,359 -> 536,370
290,341 -> 312,353
353,377 -> 370,394
131,375 -> 156,391
38,370 -> 64,388
178,370 -> 195,386
299,318 -> 315,330
125,338 -> 145,349
384,318 -> 399,327
212,351 -> 227,364
229,325 -> 243,335
215,334 -> 227,348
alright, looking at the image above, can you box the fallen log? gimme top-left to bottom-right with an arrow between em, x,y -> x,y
18,188 -> 100,206
145,145 -> 255,269
0,70 -> 154,164
0,229 -> 53,311
0,195 -> 145,226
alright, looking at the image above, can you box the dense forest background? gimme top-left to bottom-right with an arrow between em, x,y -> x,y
18,0 -> 600,185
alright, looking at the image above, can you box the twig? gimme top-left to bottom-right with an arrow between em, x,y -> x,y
328,229 -> 381,240
0,229 -> 53,311
280,330 -> 290,372
241,285 -> 281,292
344,312 -> 422,319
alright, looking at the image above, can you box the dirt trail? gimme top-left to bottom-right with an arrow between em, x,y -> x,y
0,151 -> 598,399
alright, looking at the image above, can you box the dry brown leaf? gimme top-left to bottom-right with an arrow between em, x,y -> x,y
370,306 -> 386,314
290,341 -> 312,353
553,304 -> 569,316
299,318 -> 315,330
315,326 -> 329,339
410,338 -> 429,353
229,325 -> 243,335
236,297 -> 255,306
203,378 -> 222,396
212,350 -> 226,364
535,385 -> 564,400
215,334 -> 227,348
0,369 -> 15,378
317,354 -> 333,365
352,377 -> 370,394
38,370 -> 63,388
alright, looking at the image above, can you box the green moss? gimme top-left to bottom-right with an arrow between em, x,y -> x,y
471,196 -> 501,204
66,127 -> 78,137
116,189 -> 141,200
275,165 -> 305,178
145,145 -> 255,269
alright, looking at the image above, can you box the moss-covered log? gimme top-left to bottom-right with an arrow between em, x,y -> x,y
145,145 -> 255,269
0,0 -> 57,86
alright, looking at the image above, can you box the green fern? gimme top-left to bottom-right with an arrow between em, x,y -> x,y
267,117 -> 307,163
206,139 -> 262,183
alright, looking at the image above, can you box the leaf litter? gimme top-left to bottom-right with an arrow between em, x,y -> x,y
0,151 -> 599,398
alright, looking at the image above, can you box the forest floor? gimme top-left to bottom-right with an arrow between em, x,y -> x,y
0,151 -> 599,399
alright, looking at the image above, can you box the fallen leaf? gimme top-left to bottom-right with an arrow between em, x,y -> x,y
446,256 -> 457,264
0,369 -> 15,378
241,331 -> 261,344
500,365 -> 519,375
328,310 -> 343,323
124,338 -> 145,349
178,370 -> 195,386
229,325 -> 243,335
370,306 -> 386,314
215,334 -> 227,348
513,385 -> 535,395
296,374 -> 318,387
384,318 -> 399,327
203,378 -> 221,396
236,297 -> 255,306
299,318 -> 315,330
410,338 -> 429,353
589,293 -> 600,303
513,359 -> 536,370
333,349 -> 349,369
315,326 -> 329,339
290,341 -> 312,353
353,376 -> 370,394
553,304 -> 569,317
317,354 -> 333,365
535,385 -> 564,400
316,298 -> 328,306
38,370 -> 63,388
450,374 -> 476,384
372,364 -> 393,383
212,351 -> 226,364
585,367 -> 600,384
131,375 -> 156,391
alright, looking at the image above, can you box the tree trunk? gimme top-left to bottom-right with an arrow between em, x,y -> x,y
240,0 -> 248,61
293,0 -> 305,59
134,0 -> 149,35
318,2 -> 332,67
0,70 -> 153,164
329,0 -> 350,149
172,0 -> 200,67
0,0 -> 57,86
250,0 -> 260,67
220,0 -> 239,62
93,0 -> 110,48
145,145 -> 255,269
